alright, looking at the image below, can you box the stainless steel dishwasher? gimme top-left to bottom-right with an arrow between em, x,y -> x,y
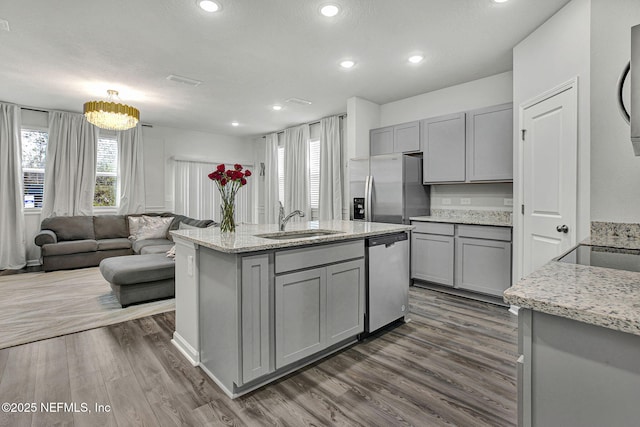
365,232 -> 410,333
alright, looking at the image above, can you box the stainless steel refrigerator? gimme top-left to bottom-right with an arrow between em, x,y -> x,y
349,154 -> 430,224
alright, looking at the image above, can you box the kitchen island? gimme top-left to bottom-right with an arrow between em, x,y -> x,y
504,243 -> 640,427
170,220 -> 412,398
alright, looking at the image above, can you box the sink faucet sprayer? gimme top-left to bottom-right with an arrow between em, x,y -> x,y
278,201 -> 305,231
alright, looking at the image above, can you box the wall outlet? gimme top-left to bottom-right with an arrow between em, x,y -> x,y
442,198 -> 451,205
460,198 -> 471,205
504,198 -> 513,206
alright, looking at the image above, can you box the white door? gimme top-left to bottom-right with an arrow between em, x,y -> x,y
522,84 -> 577,276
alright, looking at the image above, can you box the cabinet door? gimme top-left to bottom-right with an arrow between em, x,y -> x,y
411,233 -> 454,286
466,103 -> 513,181
370,126 -> 394,156
241,255 -> 271,384
455,237 -> 511,297
421,113 -> 466,183
393,121 -> 420,153
326,259 -> 365,346
275,268 -> 327,369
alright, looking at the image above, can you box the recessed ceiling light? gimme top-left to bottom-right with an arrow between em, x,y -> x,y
492,0 -> 509,3
198,0 -> 221,12
408,55 -> 424,64
272,105 -> 282,111
320,4 -> 340,17
340,60 -> 355,69
231,121 -> 239,127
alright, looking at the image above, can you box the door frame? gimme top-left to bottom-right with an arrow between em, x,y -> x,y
516,77 -> 579,282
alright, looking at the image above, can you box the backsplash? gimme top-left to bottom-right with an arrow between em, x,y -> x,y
430,183 -> 513,211
591,221 -> 640,239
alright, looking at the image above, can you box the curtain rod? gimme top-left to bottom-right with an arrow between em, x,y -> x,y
17,104 -> 153,127
261,113 -> 346,139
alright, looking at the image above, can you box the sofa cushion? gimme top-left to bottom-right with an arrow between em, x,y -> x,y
34,230 -> 57,246
99,254 -> 175,286
41,239 -> 98,257
140,244 -> 174,255
97,238 -> 132,251
94,215 -> 128,239
41,216 -> 95,241
132,238 -> 172,254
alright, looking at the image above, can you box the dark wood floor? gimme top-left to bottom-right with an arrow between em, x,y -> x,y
0,287 -> 518,427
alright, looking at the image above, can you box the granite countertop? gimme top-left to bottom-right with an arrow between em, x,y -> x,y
171,220 -> 412,254
504,239 -> 640,337
410,209 -> 512,227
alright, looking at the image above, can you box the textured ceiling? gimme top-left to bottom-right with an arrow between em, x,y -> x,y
0,0 -> 570,137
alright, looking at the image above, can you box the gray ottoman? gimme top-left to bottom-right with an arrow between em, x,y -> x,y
99,254 -> 175,307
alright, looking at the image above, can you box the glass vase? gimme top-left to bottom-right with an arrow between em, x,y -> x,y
220,198 -> 236,233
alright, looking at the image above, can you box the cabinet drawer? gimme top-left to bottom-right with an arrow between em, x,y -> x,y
275,240 -> 364,274
457,225 -> 511,241
411,221 -> 454,236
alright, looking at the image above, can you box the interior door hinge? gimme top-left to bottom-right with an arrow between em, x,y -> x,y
521,129 -> 526,141
521,204 -> 525,215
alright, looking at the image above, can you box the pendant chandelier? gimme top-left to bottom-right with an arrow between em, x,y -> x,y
83,89 -> 140,131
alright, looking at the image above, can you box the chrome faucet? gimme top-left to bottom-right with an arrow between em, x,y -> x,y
278,201 -> 305,231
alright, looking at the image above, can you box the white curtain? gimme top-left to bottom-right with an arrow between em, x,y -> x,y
319,115 -> 343,220
41,111 -> 97,218
264,132 -> 280,224
174,160 -> 254,224
284,124 -> 310,220
117,124 -> 146,214
0,103 -> 26,270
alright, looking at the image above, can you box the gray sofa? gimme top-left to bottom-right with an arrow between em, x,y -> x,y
35,213 -> 214,272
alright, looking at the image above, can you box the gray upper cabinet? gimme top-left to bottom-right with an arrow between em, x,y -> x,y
466,103 -> 513,182
370,126 -> 394,156
393,121 -> 420,153
421,113 -> 466,183
370,121 -> 420,155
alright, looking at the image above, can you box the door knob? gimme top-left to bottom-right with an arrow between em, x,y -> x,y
556,224 -> 569,233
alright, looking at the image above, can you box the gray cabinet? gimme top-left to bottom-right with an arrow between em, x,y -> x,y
455,237 -> 511,297
370,126 -> 394,156
326,259 -> 365,346
370,121 -> 420,155
411,231 -> 454,286
241,255 -> 271,383
420,104 -> 513,184
421,113 -> 466,183
411,222 -> 512,297
275,267 -> 327,369
393,121 -> 420,153
274,241 -> 365,369
466,103 -> 513,181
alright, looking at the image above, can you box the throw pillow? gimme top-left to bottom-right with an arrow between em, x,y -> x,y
128,216 -> 146,241
134,216 -> 174,241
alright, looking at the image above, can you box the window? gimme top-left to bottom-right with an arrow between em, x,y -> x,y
278,145 -> 285,204
309,138 -> 320,210
94,137 -> 118,207
21,129 -> 48,209
276,138 -> 321,217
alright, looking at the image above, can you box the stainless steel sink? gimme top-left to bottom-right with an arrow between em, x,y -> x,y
256,230 -> 344,240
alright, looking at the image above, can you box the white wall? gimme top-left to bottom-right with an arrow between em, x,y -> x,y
346,96 -> 381,159
380,71 -> 513,126
512,0 -> 591,281
590,0 -> 640,222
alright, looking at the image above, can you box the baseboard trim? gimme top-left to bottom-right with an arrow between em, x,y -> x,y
171,332 -> 199,366
26,259 -> 41,267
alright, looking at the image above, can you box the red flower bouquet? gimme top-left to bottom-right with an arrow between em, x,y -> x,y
208,163 -> 252,232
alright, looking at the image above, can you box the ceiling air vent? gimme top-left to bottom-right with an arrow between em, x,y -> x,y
286,97 -> 312,105
0,19 -> 10,32
166,74 -> 202,87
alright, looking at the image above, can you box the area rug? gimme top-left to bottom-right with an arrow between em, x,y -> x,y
0,267 -> 174,349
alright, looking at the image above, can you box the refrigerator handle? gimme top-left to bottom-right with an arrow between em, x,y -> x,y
366,176 -> 373,222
